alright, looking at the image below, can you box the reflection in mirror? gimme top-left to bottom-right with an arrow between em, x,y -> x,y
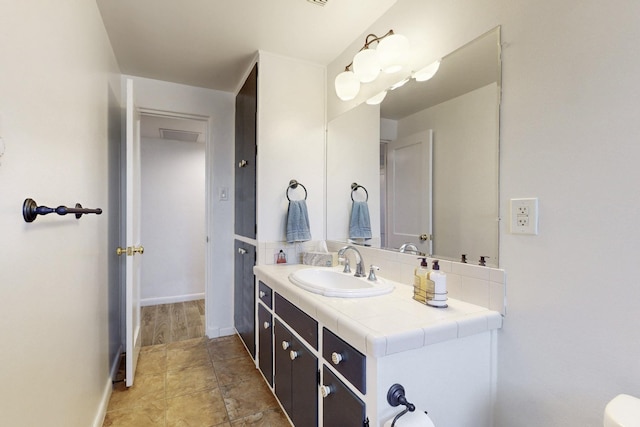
327,27 -> 501,267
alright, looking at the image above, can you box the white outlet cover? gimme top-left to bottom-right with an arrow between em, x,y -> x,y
510,198 -> 538,235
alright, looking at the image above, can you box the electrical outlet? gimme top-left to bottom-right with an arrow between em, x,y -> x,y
510,198 -> 538,235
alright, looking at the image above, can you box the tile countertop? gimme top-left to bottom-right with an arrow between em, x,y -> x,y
254,264 -> 503,358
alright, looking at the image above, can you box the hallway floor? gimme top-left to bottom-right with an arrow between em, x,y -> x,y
103,302 -> 289,426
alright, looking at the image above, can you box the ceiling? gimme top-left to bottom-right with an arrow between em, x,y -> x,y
96,0 -> 398,93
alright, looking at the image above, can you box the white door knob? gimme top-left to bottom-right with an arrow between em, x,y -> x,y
263,321 -> 270,329
289,350 -> 299,360
320,385 -> 333,398
281,341 -> 290,350
331,352 -> 344,365
259,290 -> 266,298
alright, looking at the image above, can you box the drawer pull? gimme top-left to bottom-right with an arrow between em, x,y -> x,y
259,290 -> 266,298
320,384 -> 334,398
263,321 -> 270,329
289,350 -> 300,360
331,352 -> 344,365
281,341 -> 290,350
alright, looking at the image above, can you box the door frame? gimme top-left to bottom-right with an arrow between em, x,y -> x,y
136,107 -> 211,319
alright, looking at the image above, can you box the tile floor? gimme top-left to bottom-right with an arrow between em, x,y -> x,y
103,327 -> 289,426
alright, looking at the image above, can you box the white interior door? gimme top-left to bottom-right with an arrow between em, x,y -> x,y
124,78 -> 142,387
386,130 -> 433,254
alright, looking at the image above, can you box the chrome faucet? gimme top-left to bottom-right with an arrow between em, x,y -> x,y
399,242 -> 420,254
337,245 -> 366,278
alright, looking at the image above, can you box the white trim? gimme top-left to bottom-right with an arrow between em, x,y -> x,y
92,375 -> 114,427
141,293 -> 205,306
206,326 -> 236,338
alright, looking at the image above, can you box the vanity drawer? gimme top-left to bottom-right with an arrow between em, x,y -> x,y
322,327 -> 366,394
258,281 -> 272,308
274,293 -> 318,350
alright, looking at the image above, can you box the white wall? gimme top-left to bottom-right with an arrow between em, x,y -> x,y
328,0 -> 640,425
256,52 -> 326,245
326,102 -> 381,243
0,1 -> 120,426
140,136 -> 205,304
126,76 -> 235,337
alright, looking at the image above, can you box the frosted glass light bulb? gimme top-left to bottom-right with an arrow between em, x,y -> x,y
377,33 -> 410,73
366,90 -> 387,105
413,60 -> 441,82
353,49 -> 381,83
334,71 -> 360,101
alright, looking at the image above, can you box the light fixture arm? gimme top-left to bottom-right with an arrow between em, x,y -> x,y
342,29 -> 396,72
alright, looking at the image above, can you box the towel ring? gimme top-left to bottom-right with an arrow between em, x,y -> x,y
286,179 -> 307,201
351,183 -> 368,202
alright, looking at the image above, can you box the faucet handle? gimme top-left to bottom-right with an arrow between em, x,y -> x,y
368,265 -> 380,281
340,257 -> 351,274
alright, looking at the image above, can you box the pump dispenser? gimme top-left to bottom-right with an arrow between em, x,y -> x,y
413,258 -> 430,304
427,260 -> 448,308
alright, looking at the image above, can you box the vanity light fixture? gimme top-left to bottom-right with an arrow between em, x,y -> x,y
413,60 -> 441,82
366,90 -> 388,105
334,29 -> 409,101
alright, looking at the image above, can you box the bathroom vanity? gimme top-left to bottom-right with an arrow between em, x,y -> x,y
253,264 -> 502,427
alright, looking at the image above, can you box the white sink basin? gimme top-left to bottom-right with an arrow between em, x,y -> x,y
289,268 -> 394,298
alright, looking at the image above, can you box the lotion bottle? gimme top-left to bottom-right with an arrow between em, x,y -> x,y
427,260 -> 448,308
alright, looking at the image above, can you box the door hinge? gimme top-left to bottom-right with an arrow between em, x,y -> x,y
363,417 -> 370,427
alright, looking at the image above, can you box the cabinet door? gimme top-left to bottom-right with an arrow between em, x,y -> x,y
290,334 -> 318,427
234,64 -> 257,238
322,366 -> 366,427
257,304 -> 273,386
274,320 -> 293,415
234,240 -> 255,357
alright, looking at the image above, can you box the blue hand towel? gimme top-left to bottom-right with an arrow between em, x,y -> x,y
286,200 -> 311,243
349,201 -> 372,239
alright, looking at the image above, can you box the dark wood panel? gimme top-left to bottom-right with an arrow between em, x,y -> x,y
323,366 -> 366,427
274,293 -> 318,350
258,304 -> 273,386
323,327 -> 367,394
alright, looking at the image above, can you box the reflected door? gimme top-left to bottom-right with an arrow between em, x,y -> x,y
386,130 -> 433,253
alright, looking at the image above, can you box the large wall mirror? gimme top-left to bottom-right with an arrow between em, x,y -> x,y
326,27 -> 501,267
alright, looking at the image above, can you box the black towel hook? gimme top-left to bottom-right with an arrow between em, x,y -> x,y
22,198 -> 102,223
351,182 -> 369,202
286,179 -> 307,201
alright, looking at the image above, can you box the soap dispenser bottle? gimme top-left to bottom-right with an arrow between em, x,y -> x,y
427,260 -> 448,308
413,258 -> 429,304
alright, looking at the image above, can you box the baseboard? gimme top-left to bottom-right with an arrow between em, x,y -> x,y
206,325 -> 236,338
92,374 -> 114,427
141,292 -> 205,307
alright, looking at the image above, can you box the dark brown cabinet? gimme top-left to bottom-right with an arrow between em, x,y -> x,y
257,304 -> 273,386
234,240 -> 255,357
234,64 -> 257,239
322,366 -> 367,427
274,319 -> 318,427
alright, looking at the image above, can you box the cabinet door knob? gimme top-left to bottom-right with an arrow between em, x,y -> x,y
238,247 -> 247,255
281,341 -> 290,350
289,350 -> 300,360
331,352 -> 344,365
263,321 -> 270,329
238,159 -> 248,168
320,384 -> 333,398
259,290 -> 266,298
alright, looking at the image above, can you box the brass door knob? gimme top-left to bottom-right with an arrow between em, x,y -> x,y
133,245 -> 144,255
116,247 -> 128,256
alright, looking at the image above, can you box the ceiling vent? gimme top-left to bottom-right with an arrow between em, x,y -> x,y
159,128 -> 201,142
307,0 -> 327,5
